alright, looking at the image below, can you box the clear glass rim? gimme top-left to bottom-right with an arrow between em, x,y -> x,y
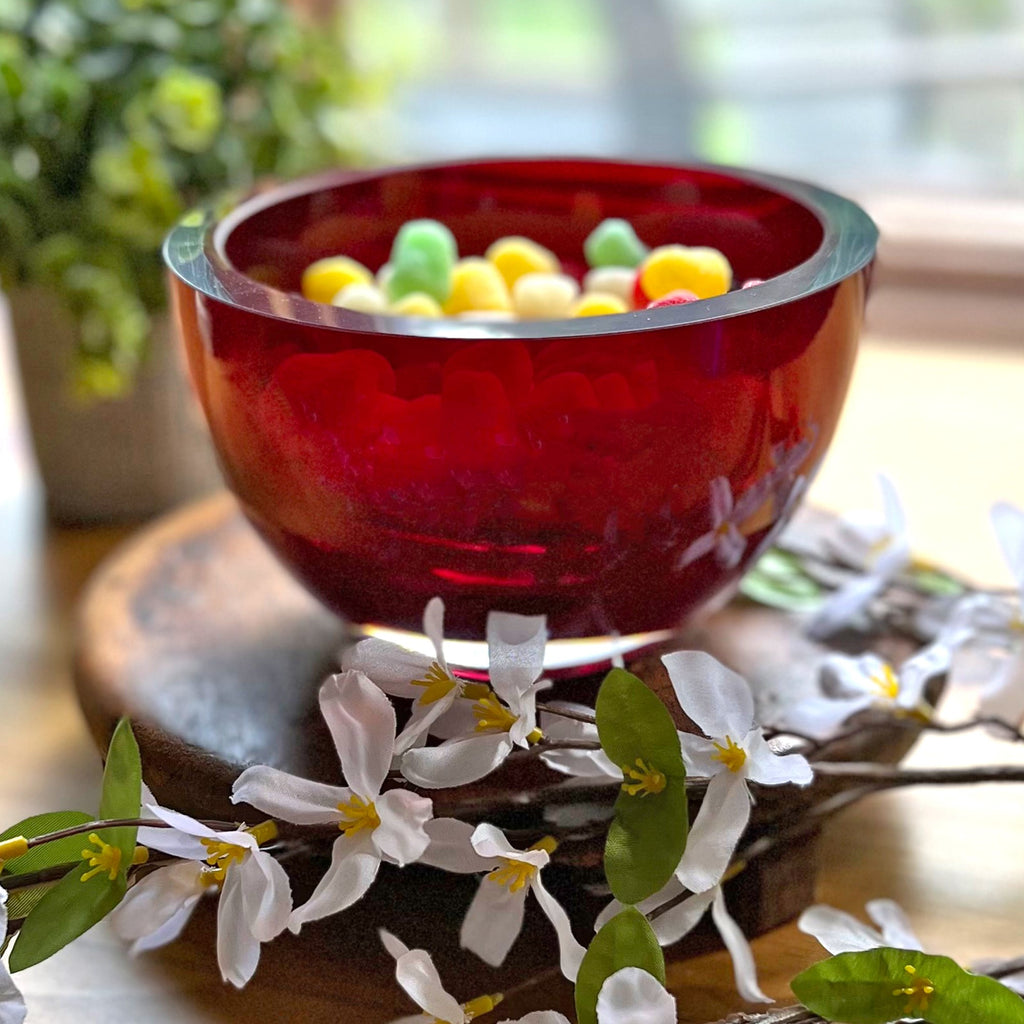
163,155 -> 879,341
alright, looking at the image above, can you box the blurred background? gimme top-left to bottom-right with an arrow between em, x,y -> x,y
2,0 -> 1024,566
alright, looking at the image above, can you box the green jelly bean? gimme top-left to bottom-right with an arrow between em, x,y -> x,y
583,218 -> 648,269
387,219 -> 458,304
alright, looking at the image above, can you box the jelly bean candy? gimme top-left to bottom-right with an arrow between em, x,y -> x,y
301,255 -> 372,304
583,218 -> 648,269
332,281 -> 388,313
639,244 -> 732,301
390,292 -> 443,317
646,288 -> 698,309
456,310 -> 517,321
512,272 -> 580,320
486,236 -> 560,288
583,266 -> 636,307
569,291 -> 629,318
387,219 -> 458,304
443,258 -> 512,315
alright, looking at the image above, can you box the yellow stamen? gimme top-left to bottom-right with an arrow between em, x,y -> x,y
485,837 -> 558,894
200,837 -> 247,885
473,692 -> 519,734
247,819 -> 279,847
80,833 -> 122,882
0,835 -> 29,869
411,662 -> 460,706
711,735 -> 747,774
462,993 -> 503,1020
869,663 -> 900,701
337,794 -> 381,836
621,758 -> 667,797
892,964 -> 935,1014
460,682 -> 492,701
132,846 -> 149,866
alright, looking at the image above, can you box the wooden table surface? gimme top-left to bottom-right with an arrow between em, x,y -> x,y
4,323 -> 1024,1022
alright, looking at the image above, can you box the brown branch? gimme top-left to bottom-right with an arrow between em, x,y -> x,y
536,703 -> 597,725
24,817 -> 242,849
809,762 -> 1024,788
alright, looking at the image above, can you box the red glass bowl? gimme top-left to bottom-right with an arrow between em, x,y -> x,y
165,158 -> 876,665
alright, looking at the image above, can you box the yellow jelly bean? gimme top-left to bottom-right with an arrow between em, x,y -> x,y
486,236 -> 560,289
301,256 -> 373,304
443,258 -> 513,316
332,281 -> 388,313
569,292 -> 629,318
639,245 -> 732,301
583,266 -> 636,308
512,272 -> 580,320
390,292 -> 443,317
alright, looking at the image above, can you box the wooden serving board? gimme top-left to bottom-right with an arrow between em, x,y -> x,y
72,492 -> 921,1003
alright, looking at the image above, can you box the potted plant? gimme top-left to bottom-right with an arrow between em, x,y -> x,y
0,0 -> 381,522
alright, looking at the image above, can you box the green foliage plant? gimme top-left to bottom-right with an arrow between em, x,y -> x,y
0,0 -> 380,397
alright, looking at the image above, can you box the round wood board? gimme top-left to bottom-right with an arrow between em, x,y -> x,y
72,492 -> 922,997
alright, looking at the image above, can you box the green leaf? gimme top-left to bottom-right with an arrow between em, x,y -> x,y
98,718 -> 142,879
575,907 -> 666,1024
605,779 -> 688,906
8,866 -> 126,972
0,811 -> 93,876
740,548 -> 823,611
596,669 -> 685,779
596,669 -> 687,904
907,565 -> 966,598
791,948 -> 1024,1024
4,882 -> 59,925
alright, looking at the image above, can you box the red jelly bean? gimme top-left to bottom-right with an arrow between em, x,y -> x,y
646,289 -> 698,309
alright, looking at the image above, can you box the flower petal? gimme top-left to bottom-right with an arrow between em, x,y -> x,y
773,696 -> 872,742
487,610 -> 547,701
710,476 -> 734,522
380,928 -> 412,960
499,1014 -> 571,1024
320,670 -> 396,798
648,887 -> 715,946
596,967 -> 677,1024
675,771 -> 751,894
239,850 -> 293,942
143,803 -> 235,844
661,650 -> 755,741
374,789 -> 433,866
531,874 -> 586,981
427,697 -> 479,741
992,502 -> 1024,592
897,642 -> 952,710
807,575 -> 884,639
471,824 -> 546,868
866,899 -> 924,951
401,733 -> 513,789
342,638 -> 434,699
422,596 -> 448,667
676,531 -> 716,569
395,948 -> 464,1023
509,684 -> 542,748
797,904 -> 884,954
216,868 -> 261,989
819,653 -> 886,700
418,818 -> 496,874
394,689 -> 461,755
743,731 -> 812,787
717,523 -> 747,570
676,733 -> 725,779
129,898 -> 201,956
137,818 -> 210,861
594,876 -> 688,935
461,874 -> 527,967
288,833 -> 381,933
109,860 -> 205,944
711,888 -> 772,1003
231,764 -> 349,824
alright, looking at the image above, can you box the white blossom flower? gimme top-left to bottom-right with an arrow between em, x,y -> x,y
808,474 -> 910,638
419,820 -> 585,980
802,899 -> 1024,998
777,649 -> 944,740
380,929 -> 504,1024
111,805 -> 290,988
596,877 -> 770,1004
0,885 -> 26,1024
398,612 -> 550,789
343,598 -> 496,754
799,898 -> 924,955
662,651 -> 812,894
232,670 -> 433,932
678,476 -> 760,571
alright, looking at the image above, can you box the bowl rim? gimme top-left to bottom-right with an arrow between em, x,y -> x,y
163,155 -> 878,341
